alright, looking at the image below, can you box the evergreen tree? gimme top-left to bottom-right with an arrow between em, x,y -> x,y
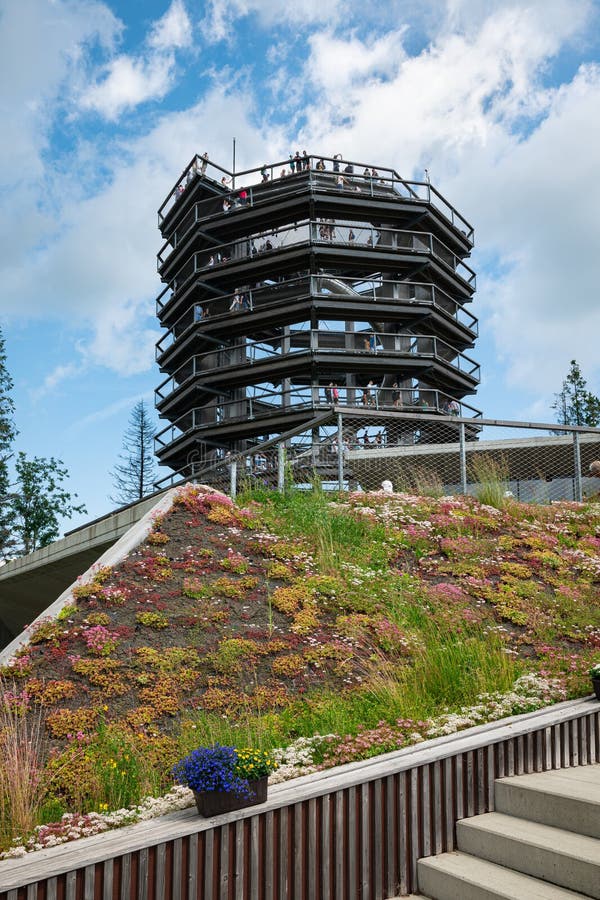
10,453 -> 87,555
0,325 -> 17,559
552,360 -> 600,427
110,400 -> 157,505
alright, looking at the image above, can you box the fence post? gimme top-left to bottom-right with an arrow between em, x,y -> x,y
459,422 -> 468,495
573,430 -> 583,501
278,444 -> 285,493
230,458 -> 237,499
337,413 -> 344,491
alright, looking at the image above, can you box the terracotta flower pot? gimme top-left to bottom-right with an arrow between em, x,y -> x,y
592,677 -> 600,702
193,775 -> 268,817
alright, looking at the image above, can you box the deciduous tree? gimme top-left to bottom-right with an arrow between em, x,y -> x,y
10,453 -> 87,555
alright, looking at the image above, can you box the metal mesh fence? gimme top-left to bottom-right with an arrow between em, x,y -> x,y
339,414 -> 600,503
166,411 -> 600,504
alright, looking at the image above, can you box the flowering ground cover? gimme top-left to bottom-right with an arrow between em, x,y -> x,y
0,484 -> 598,856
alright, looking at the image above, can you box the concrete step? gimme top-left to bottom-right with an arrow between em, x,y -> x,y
417,851 -> 591,900
495,767 -> 600,839
457,812 -> 600,898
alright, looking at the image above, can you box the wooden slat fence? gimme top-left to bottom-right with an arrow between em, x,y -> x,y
1,697 -> 598,900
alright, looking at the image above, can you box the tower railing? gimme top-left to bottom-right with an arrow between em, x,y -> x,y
155,330 -> 480,407
155,276 -> 478,357
158,153 -> 475,243
154,389 -> 483,453
157,168 -> 474,267
158,219 -> 477,291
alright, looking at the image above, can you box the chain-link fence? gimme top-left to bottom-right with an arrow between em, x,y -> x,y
161,411 -> 600,504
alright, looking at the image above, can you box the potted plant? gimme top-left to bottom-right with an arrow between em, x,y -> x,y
590,663 -> 600,701
172,744 -> 277,817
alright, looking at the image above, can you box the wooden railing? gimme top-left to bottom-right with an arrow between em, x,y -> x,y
0,696 -> 598,899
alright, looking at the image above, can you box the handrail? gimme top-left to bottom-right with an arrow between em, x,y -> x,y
155,275 -> 478,358
156,419 -> 600,489
155,329 -> 480,407
157,218 -> 476,297
154,386 -> 482,451
157,173 -> 474,268
157,153 -> 475,243
1,697 -> 596,897
158,189 -> 475,277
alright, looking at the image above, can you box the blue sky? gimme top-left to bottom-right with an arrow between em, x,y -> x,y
1,0 -> 600,532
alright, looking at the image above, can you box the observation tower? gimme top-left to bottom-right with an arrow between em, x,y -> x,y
154,154 -> 480,485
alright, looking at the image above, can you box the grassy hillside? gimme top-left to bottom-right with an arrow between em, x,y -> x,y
1,484 -> 599,853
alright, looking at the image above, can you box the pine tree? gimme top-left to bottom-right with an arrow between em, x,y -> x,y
552,360 -> 600,427
110,400 -> 157,505
0,325 -> 17,559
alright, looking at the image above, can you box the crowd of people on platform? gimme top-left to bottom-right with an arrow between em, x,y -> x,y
198,218 -> 380,275
171,151 -> 394,206
321,379 -> 461,416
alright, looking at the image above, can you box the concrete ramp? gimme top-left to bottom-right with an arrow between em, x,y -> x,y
0,490 -> 174,657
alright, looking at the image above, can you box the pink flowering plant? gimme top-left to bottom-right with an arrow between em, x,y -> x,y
82,626 -> 120,656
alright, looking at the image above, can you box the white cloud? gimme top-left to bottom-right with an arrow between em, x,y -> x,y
1,82 -> 282,375
2,0 -> 599,411
459,64 -> 600,393
149,0 -> 192,50
67,391 -> 155,433
201,0 -> 348,41
307,30 -> 407,93
442,0 -> 594,39
0,0 -> 120,181
300,3 -> 590,158
78,53 -> 175,119
86,303 -> 159,376
291,0 -> 599,406
31,362 -> 84,400
79,0 -> 192,120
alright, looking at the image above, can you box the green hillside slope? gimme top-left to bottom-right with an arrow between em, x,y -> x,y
1,484 -> 598,853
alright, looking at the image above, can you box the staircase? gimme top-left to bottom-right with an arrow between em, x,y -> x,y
415,764 -> 600,899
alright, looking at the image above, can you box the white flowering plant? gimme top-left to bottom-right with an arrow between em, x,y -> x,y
589,663 -> 600,679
